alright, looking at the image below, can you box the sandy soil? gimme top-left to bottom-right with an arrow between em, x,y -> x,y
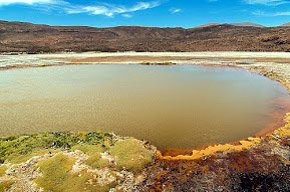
1,51 -> 290,67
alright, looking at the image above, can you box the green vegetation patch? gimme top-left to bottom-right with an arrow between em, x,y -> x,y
0,132 -> 114,164
9,149 -> 61,164
0,165 -> 7,177
72,144 -> 110,169
109,138 -> 154,173
36,153 -> 113,192
0,180 -> 14,192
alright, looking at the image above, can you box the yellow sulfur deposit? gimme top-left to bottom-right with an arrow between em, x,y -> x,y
157,137 -> 262,160
158,113 -> 290,160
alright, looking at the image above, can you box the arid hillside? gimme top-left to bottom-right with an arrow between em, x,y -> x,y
0,20 -> 290,53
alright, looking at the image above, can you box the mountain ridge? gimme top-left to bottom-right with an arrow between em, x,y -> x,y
281,22 -> 290,27
196,22 -> 265,28
0,20 -> 290,53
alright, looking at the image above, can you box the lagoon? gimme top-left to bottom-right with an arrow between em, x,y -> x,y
0,64 -> 288,150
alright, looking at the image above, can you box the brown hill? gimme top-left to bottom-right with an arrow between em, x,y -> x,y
0,20 -> 290,53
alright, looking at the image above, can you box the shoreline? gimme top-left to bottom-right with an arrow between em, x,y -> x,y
2,51 -> 290,57
1,51 -> 290,69
0,52 -> 289,158
0,52 -> 289,191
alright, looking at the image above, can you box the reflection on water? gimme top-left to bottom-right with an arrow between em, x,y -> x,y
0,64 -> 288,149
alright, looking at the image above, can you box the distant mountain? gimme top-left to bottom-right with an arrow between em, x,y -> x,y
196,23 -> 221,28
281,22 -> 290,27
230,22 -> 265,28
0,20 -> 290,53
197,22 -> 265,28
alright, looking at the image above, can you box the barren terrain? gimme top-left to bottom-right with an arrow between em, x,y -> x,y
1,20 -> 290,53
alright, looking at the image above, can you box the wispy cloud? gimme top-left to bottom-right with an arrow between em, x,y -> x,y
0,0 -> 58,6
273,11 -> 290,15
209,0 -> 289,5
122,14 -> 133,18
243,0 -> 290,6
169,8 -> 181,14
65,1 -> 161,17
0,0 -> 161,17
253,10 -> 290,16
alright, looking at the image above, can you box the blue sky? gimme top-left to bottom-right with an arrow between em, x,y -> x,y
0,0 -> 289,27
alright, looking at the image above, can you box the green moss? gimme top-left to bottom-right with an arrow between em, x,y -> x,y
72,144 -> 105,155
86,156 -> 111,170
109,138 -> 154,173
0,132 -> 113,163
36,153 -> 114,192
0,165 -> 7,177
10,149 -> 61,164
0,180 -> 14,192
35,153 -> 76,191
72,144 -> 111,169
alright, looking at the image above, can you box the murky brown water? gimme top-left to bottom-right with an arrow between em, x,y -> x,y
0,64 -> 289,149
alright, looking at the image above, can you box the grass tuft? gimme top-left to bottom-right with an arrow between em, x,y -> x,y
35,153 -> 114,192
72,144 -> 111,169
0,165 -> 7,177
109,138 -> 154,173
0,180 -> 14,192
0,132 -> 113,164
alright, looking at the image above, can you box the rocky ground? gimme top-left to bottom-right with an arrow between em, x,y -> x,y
0,53 -> 289,191
0,132 -> 156,192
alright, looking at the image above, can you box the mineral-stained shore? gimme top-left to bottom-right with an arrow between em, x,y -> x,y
135,55 -> 290,191
0,53 -> 289,191
136,113 -> 290,191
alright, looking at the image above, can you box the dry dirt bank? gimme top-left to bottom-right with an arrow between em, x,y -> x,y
1,51 -> 290,68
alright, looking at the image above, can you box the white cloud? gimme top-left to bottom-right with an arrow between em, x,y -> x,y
122,14 -> 133,18
0,0 -> 161,17
0,0 -> 57,6
66,1 -> 161,17
273,11 -> 290,15
253,10 -> 290,16
243,0 -> 290,6
169,8 -> 181,14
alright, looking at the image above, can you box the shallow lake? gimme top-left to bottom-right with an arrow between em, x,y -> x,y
0,64 -> 289,149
